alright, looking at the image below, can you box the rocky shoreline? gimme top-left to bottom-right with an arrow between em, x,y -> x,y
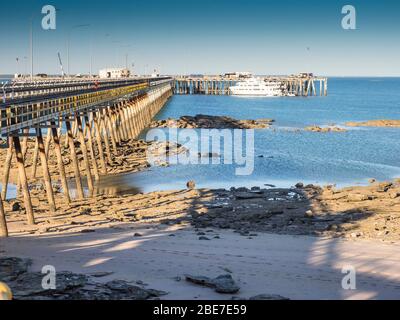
345,120 -> 400,128
2,177 -> 400,300
4,178 -> 400,242
304,126 -> 347,133
150,115 -> 275,129
0,257 -> 168,300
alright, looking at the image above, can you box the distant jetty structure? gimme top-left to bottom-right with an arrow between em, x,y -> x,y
174,73 -> 328,97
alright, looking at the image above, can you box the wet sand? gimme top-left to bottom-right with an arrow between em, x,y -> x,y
2,223 -> 400,300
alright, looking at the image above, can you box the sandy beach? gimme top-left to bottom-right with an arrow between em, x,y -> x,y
2,223 -> 400,300
1,161 -> 400,299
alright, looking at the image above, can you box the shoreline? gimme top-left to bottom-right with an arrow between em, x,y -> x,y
3,177 -> 400,241
1,119 -> 400,300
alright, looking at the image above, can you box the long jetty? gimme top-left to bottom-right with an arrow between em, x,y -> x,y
0,76 -> 174,237
174,75 -> 328,96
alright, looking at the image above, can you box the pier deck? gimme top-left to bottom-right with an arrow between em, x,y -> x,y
0,76 -> 174,237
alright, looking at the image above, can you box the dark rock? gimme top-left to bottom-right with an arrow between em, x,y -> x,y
249,294 -> 290,300
235,192 -> 264,200
104,280 -> 168,300
305,210 -> 315,218
213,275 -> 240,294
89,272 -> 114,278
199,236 -> 211,241
12,272 -> 88,297
187,181 -> 196,190
376,182 -> 393,193
0,257 -> 32,282
11,202 -> 22,212
79,208 -> 92,215
81,229 -> 96,233
185,274 -> 240,294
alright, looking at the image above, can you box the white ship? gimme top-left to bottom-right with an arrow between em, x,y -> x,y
229,78 -> 283,96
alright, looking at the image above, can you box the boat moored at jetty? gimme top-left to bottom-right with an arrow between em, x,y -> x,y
229,78 -> 283,96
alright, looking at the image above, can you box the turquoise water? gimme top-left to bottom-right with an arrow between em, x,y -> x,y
111,77 -> 400,193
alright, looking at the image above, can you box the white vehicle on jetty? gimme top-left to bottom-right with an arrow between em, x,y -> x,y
229,77 -> 283,97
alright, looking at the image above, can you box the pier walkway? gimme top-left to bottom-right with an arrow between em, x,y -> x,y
0,77 -> 174,237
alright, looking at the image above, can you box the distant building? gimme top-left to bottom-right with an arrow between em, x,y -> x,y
224,72 -> 252,79
299,72 -> 314,78
99,68 -> 130,79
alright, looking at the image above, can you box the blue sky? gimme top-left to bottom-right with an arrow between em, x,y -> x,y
0,0 -> 399,76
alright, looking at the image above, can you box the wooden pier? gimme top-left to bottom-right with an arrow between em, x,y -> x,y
0,77 -> 174,237
174,74 -> 328,97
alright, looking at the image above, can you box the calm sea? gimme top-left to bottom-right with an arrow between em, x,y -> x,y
2,77 -> 400,197
101,77 -> 400,194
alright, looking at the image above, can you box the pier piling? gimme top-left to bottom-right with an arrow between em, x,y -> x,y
37,128 -> 56,213
0,78 -> 173,236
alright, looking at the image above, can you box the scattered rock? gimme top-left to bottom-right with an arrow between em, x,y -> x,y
185,274 -> 240,294
305,210 -> 314,218
305,126 -> 347,133
199,236 -> 211,241
213,275 -> 241,294
187,181 -> 196,190
347,194 -> 370,202
11,202 -> 22,212
0,257 -> 32,282
375,182 -> 393,193
2,257 -> 169,300
79,208 -> 92,215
